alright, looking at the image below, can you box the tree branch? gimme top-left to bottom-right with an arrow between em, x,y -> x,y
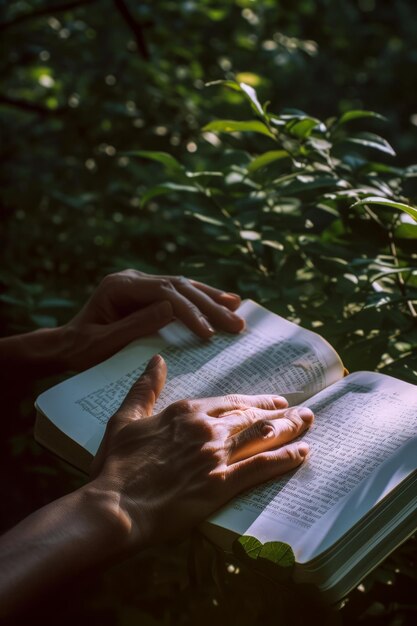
112,0 -> 149,61
0,95 -> 67,116
0,0 -> 98,32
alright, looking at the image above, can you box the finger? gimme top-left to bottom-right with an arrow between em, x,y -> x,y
189,280 -> 242,311
122,277 -> 216,339
116,355 -> 167,422
227,407 -> 314,463
171,277 -> 244,333
226,441 -> 310,494
99,301 -> 173,359
203,394 -> 288,417
221,405 -> 301,433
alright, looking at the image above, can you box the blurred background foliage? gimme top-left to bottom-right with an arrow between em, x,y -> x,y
1,1 -> 417,624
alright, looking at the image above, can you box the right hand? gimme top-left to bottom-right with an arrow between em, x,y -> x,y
89,355 -> 314,552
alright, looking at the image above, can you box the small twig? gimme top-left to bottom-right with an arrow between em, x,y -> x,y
0,94 -> 67,116
388,228 -> 417,321
0,0 -> 98,31
112,0 -> 149,61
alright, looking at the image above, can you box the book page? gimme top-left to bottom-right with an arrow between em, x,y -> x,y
36,300 -> 344,454
208,372 -> 417,561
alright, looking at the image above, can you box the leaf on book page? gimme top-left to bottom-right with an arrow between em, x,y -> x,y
233,536 -> 263,561
233,535 -> 295,581
258,541 -> 295,568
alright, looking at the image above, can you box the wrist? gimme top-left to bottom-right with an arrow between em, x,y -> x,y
78,480 -> 142,558
0,326 -> 68,378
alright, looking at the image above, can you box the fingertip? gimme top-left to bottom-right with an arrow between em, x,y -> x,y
297,407 -> 314,425
146,354 -> 163,370
219,292 -> 241,311
297,443 -> 310,459
272,395 -> 289,409
224,312 -> 245,334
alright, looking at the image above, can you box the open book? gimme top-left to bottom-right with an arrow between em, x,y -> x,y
35,300 -> 417,603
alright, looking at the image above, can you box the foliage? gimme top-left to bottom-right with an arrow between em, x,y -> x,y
1,1 -> 417,625
139,79 -> 417,384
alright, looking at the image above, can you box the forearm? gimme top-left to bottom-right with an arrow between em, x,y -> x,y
0,327 -> 69,381
0,484 -> 129,618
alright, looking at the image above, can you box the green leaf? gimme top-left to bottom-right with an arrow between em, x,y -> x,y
262,239 -> 284,251
124,151 -> 183,173
188,212 -> 226,227
30,314 -> 57,328
342,132 -> 396,157
352,197 -> 417,222
233,536 -> 263,561
285,117 -> 320,138
185,171 -> 224,179
37,297 -> 75,309
239,82 -> 264,117
202,120 -> 276,139
233,536 -> 295,582
258,542 -> 295,568
141,183 -> 199,207
205,79 -> 242,92
395,223 -> 417,239
370,267 -> 417,283
0,294 -> 27,307
247,150 -> 289,173
336,110 -> 387,125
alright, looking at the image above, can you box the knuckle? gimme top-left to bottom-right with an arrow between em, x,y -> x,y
100,272 -> 119,287
251,454 -> 270,473
207,468 -> 228,493
224,394 -> 244,409
282,445 -> 301,464
188,417 -> 214,440
283,409 -> 304,434
158,278 -> 174,292
168,398 -> 194,416
174,275 -> 189,288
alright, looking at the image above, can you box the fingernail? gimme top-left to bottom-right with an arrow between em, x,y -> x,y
147,354 -> 162,370
221,292 -> 240,301
200,316 -> 215,335
272,396 -> 288,408
227,311 -> 245,330
297,407 -> 314,423
298,443 -> 310,458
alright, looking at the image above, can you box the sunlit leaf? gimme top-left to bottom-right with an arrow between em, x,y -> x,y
239,82 -> 264,117
247,150 -> 289,173
188,212 -> 226,226
352,197 -> 417,222
336,110 -> 387,125
202,120 -> 276,139
342,132 -> 396,156
285,117 -> 320,138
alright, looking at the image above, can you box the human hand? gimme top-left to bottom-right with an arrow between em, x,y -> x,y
62,270 -> 244,371
89,355 -> 314,552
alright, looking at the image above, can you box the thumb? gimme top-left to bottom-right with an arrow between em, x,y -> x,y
117,354 -> 167,421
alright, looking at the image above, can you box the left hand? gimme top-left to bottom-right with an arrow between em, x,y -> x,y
62,270 -> 244,371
